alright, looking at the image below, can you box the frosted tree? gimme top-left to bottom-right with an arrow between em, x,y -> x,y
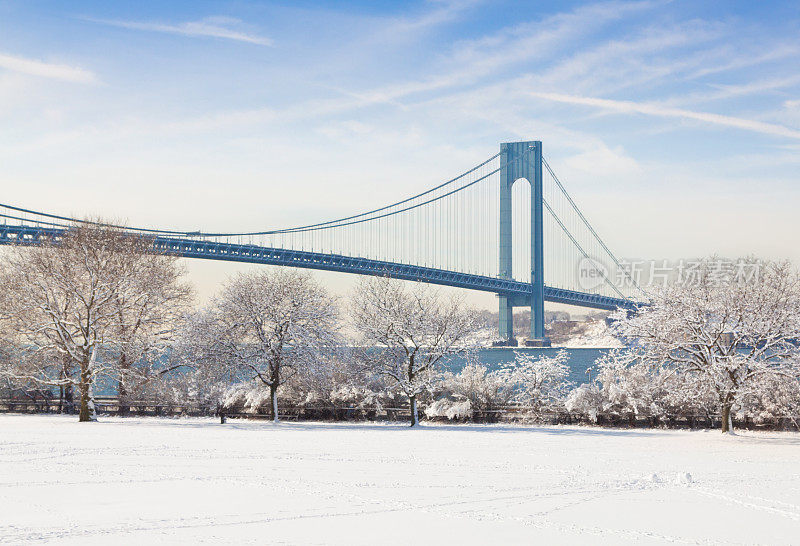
292,347 -> 386,418
0,223 -> 191,422
593,349 -> 673,424
439,358 -> 517,420
186,270 -> 339,422
154,310 -> 243,415
565,384 -> 603,423
612,258 -> 800,433
110,247 -> 193,412
507,349 -> 571,413
350,276 -> 480,426
433,351 -> 572,421
738,373 -> 800,427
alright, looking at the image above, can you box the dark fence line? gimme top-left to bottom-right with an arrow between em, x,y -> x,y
0,397 -> 216,417
2,397 -> 798,431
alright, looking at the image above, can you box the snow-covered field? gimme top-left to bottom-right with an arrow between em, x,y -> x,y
1,415 -> 799,545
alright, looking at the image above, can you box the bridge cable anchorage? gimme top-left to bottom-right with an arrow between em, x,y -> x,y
542,157 -> 645,296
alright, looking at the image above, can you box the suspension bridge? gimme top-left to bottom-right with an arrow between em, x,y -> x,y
0,140 -> 644,346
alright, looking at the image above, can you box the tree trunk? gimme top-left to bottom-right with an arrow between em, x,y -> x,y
59,356 -> 74,414
721,401 -> 734,434
270,384 -> 279,423
78,379 -> 92,422
78,356 -> 97,423
118,353 -> 129,417
407,356 -> 419,427
60,385 -> 74,414
409,395 -> 419,427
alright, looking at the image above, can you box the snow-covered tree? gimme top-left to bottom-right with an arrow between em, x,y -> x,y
436,358 -> 517,421
0,223 -> 191,422
737,372 -> 800,427
593,349 -> 672,423
152,310 -> 242,415
431,351 -> 572,422
506,349 -> 571,413
185,270 -> 339,422
292,347 -> 387,418
423,397 -> 474,420
612,258 -> 800,433
565,384 -> 603,423
350,276 -> 480,426
109,249 -> 192,412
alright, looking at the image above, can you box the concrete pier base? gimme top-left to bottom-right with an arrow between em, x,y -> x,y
492,338 -> 519,347
524,338 -> 551,347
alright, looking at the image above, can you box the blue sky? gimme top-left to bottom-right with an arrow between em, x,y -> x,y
1,0 -> 799,305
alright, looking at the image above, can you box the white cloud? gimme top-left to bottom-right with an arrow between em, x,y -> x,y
527,21 -> 722,96
670,75 -> 800,105
316,120 -> 374,141
529,91 -> 800,140
0,52 -> 96,83
87,16 -> 273,46
685,45 -> 799,80
341,0 -> 660,107
387,0 -> 480,34
446,0 -> 660,69
563,145 -> 642,177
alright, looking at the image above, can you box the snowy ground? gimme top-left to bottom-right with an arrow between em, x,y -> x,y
1,416 -> 799,545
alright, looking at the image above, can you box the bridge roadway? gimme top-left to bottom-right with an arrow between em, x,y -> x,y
0,224 -> 635,311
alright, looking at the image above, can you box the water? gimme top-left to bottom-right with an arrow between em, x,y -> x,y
91,347 -> 612,397
445,347 -> 611,385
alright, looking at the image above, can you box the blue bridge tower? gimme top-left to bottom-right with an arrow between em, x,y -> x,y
498,140 -> 550,347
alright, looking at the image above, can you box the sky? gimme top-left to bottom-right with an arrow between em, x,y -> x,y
1,0 -> 799,311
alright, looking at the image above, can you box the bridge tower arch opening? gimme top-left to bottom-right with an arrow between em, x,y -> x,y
498,140 -> 550,347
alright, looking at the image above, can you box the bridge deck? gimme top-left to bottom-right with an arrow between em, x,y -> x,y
0,224 -> 635,311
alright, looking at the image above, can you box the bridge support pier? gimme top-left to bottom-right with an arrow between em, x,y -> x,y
495,140 -> 550,347
498,295 -> 516,346
529,141 -> 549,346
